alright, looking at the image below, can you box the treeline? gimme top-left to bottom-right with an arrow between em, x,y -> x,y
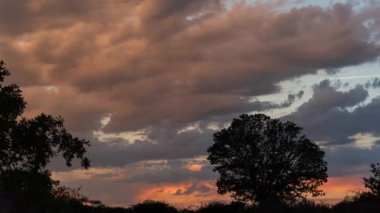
2,195 -> 380,213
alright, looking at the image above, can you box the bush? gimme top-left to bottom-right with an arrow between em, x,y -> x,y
129,200 -> 177,213
332,192 -> 380,213
196,202 -> 245,213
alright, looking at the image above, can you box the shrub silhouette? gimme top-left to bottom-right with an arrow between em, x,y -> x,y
290,200 -> 330,213
0,170 -> 56,212
207,114 -> 328,205
332,192 -> 380,213
129,200 -> 178,213
196,202 -> 246,213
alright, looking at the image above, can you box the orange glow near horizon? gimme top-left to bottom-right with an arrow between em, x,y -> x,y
136,176 -> 367,207
136,181 -> 231,208
315,175 -> 366,204
53,168 -> 369,207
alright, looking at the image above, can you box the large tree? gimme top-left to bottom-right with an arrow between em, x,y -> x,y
0,60 -> 90,210
207,114 -> 328,204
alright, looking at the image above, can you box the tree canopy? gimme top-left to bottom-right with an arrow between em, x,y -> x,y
0,60 -> 90,173
364,163 -> 380,196
0,60 -> 91,211
207,114 -> 328,204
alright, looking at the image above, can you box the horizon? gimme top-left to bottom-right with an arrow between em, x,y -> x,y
1,0 -> 380,208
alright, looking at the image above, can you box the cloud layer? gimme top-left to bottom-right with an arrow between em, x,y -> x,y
2,1 -> 379,132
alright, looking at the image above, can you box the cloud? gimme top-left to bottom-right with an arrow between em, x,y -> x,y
281,90 -> 305,107
324,145 -> 380,177
122,157 -> 217,184
136,181 -> 230,208
52,160 -> 221,207
349,132 -> 380,149
283,80 -> 380,145
282,80 -> 380,178
0,1 -> 378,134
365,78 -> 380,88
173,183 -> 212,196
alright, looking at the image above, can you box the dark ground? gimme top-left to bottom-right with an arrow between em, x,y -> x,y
1,192 -> 380,213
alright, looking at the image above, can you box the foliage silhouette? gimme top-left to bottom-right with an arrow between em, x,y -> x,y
363,163 -> 380,196
207,114 -> 328,205
332,191 -> 380,213
0,170 -> 57,212
0,60 -> 91,212
0,61 -> 90,172
129,200 -> 177,213
196,201 -> 246,213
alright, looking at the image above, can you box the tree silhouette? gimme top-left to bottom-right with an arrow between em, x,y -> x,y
207,114 -> 328,205
364,163 -> 380,196
0,60 -> 90,173
0,60 -> 91,210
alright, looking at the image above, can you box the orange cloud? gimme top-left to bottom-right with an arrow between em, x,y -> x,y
136,181 -> 231,208
186,163 -> 203,172
134,175 -> 367,207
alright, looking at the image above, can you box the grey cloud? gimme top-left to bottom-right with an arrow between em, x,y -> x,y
280,80 -> 380,178
325,68 -> 341,75
281,90 -> 305,107
87,126 -> 215,168
365,78 -> 380,88
283,80 -> 380,145
173,183 -> 212,196
325,145 -> 380,177
84,94 -> 304,169
288,80 -> 368,117
124,160 -> 217,184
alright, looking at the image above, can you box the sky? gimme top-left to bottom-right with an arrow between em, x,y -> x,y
1,0 -> 380,208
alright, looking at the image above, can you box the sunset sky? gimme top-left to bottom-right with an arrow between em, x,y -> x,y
1,0 -> 380,208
